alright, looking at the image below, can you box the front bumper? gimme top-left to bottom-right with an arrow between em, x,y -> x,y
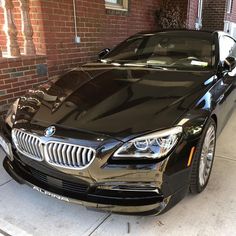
0,117 -> 192,215
3,157 -> 170,215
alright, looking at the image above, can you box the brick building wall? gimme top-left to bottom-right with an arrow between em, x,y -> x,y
39,0 -> 161,76
225,0 -> 236,23
187,0 -> 198,29
186,0 -> 236,31
202,0 -> 227,31
0,1 -> 6,54
1,0 -> 161,76
0,56 -> 48,112
0,4 -> 4,53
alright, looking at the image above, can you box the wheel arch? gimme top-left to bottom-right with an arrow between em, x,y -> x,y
211,114 -> 217,129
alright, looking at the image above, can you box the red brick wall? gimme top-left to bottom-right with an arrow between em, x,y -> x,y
202,0 -> 226,31
0,5 -> 5,53
187,0 -> 236,31
29,0 -> 47,55
1,0 -> 162,76
39,0 -> 161,76
0,56 -> 48,112
225,0 -> 236,22
187,0 -> 198,29
188,0 -> 236,31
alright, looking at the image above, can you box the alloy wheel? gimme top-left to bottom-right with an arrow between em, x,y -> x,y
199,124 -> 216,187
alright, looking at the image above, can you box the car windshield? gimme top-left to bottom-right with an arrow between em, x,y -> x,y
102,31 -> 215,71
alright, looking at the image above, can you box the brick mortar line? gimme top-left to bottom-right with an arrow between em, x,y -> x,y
216,155 -> 236,162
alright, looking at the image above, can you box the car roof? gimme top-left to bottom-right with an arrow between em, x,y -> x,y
135,29 -> 214,36
134,29 -> 236,40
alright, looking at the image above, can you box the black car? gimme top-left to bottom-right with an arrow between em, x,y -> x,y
1,30 -> 236,215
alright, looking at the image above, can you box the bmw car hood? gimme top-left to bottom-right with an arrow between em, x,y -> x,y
16,63 -> 215,141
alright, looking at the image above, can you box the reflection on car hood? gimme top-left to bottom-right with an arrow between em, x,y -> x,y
15,63 -> 215,141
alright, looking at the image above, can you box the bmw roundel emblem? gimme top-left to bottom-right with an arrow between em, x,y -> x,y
44,126 -> 56,137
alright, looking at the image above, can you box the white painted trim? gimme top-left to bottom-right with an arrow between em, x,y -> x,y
227,0 -> 233,13
105,0 -> 128,11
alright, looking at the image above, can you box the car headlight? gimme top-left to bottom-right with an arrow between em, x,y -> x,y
5,98 -> 20,127
113,127 -> 183,159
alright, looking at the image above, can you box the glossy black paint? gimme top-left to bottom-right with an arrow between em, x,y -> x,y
1,30 -> 236,215
30,68 -> 216,139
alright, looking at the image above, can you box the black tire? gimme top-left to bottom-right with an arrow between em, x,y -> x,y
189,118 -> 217,194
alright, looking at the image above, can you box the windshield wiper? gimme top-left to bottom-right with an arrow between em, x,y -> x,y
146,64 -> 168,70
123,62 -> 168,70
100,60 -> 170,70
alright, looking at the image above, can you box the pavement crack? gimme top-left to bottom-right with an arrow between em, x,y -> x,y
0,180 -> 12,188
88,213 -> 111,236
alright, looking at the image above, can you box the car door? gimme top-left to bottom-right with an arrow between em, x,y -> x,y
216,35 -> 236,129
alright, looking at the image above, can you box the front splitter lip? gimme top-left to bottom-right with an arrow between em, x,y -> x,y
3,157 -> 169,215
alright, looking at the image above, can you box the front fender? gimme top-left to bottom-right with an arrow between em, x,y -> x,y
176,109 -> 211,141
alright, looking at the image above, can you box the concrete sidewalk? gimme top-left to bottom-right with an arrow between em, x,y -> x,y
0,111 -> 236,236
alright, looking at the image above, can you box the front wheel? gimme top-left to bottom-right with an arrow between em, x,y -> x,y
190,118 -> 216,193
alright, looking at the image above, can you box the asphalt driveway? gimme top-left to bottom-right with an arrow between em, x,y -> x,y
0,110 -> 236,236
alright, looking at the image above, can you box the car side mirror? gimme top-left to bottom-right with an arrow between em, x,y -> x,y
98,48 -> 110,60
223,56 -> 236,72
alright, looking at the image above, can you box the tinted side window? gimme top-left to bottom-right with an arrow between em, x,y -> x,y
220,36 -> 236,60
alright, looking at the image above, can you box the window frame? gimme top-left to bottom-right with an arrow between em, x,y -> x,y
105,0 -> 128,11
